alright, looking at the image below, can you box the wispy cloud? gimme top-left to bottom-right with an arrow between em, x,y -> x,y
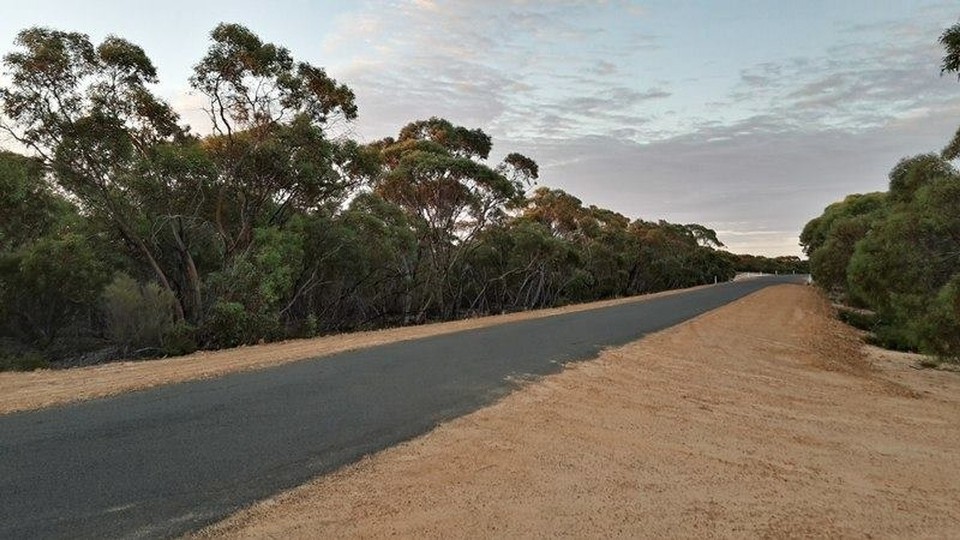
320,0 -> 665,141
501,95 -> 960,255
57,0 -> 958,257
727,14 -> 958,132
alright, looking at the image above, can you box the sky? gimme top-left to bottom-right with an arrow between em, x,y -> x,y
2,0 -> 959,256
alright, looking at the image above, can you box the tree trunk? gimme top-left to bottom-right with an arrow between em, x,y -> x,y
117,222 -> 186,323
171,219 -> 203,323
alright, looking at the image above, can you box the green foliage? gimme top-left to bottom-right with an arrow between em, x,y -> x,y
1,233 -> 110,348
371,118 -> 538,319
800,192 -> 887,256
854,167 -> 960,359
0,351 -> 48,372
191,22 -> 357,132
941,21 -> 960,79
196,222 -> 307,348
922,275 -> 960,359
940,22 -> 960,160
0,152 -> 72,252
867,325 -> 921,354
0,149 -> 111,360
804,152 -> 960,360
461,187 -> 734,313
202,302 -> 249,348
101,275 -> 178,354
203,225 -> 305,319
1,24 -> 190,323
811,216 -> 872,293
888,154 -> 955,202
836,308 -> 877,332
161,322 -> 199,357
251,226 -> 305,309
801,192 -> 887,298
729,253 -> 808,274
202,301 -> 279,349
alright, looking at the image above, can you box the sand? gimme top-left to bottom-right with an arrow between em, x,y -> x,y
194,284 -> 960,539
0,285 -> 707,415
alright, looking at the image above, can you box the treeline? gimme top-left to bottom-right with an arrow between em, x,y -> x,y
0,24 -> 785,370
801,22 -> 960,361
724,254 -> 808,275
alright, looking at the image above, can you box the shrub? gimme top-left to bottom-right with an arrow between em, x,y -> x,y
917,276 -> 960,362
295,314 -> 318,339
0,351 -> 48,372
202,302 -> 247,348
161,322 -> 198,357
102,275 -> 177,355
201,301 -> 281,349
836,308 -> 876,332
868,324 -> 920,353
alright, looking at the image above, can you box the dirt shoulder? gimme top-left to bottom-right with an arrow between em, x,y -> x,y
196,284 -> 960,539
0,284 -> 708,415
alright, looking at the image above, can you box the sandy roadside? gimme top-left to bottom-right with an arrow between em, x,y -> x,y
195,284 -> 960,538
0,284 -> 710,415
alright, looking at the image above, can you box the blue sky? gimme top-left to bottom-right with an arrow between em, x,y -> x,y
2,0 -> 959,255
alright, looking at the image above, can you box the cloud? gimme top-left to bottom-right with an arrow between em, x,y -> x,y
499,98 -> 960,256
554,87 -> 668,126
164,1 -> 960,256
321,0 -> 664,141
590,60 -> 618,76
729,13 -> 959,132
152,0 -> 960,257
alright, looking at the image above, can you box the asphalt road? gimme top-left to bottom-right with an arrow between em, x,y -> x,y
0,276 -> 801,539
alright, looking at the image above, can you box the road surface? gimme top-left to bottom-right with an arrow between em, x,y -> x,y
0,276 -> 800,539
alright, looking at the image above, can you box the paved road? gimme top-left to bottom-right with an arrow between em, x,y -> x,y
0,276 -> 801,539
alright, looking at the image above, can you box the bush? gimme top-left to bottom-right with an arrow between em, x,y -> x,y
835,306 -> 923,354
201,301 -> 281,349
917,277 -> 960,362
0,351 -> 48,372
102,275 -> 177,355
202,302 -> 247,348
293,314 -> 318,339
161,322 -> 198,357
836,308 -> 876,332
868,324 -> 920,353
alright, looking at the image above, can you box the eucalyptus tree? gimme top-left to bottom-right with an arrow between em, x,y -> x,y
372,117 -> 537,319
190,23 -> 363,256
800,192 -> 887,296
796,21 -> 960,360
0,28 -> 190,317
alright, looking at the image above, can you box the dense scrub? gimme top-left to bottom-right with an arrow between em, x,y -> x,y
803,155 -> 960,359
0,24 -> 791,370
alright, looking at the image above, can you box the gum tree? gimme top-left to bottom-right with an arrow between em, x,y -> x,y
0,28 -> 189,318
372,118 -> 538,319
